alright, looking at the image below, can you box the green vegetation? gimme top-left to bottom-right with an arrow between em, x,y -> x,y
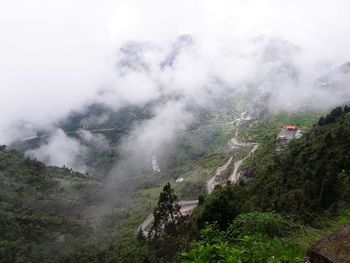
3,103 -> 350,262
140,187 -> 163,199
148,183 -> 183,239
274,111 -> 323,131
145,183 -> 195,262
182,106 -> 350,262
182,213 -> 304,263
198,107 -> 350,226
59,103 -> 153,132
237,110 -> 322,144
181,209 -> 350,263
0,147 -> 101,262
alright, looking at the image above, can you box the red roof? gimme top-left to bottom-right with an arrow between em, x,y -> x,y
286,125 -> 297,130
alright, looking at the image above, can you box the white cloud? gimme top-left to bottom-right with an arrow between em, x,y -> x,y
25,129 -> 88,172
1,0 -> 350,171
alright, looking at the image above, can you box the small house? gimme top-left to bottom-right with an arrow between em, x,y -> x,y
276,125 -> 304,151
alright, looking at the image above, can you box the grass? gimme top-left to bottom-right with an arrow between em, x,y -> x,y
214,132 -> 234,148
274,111 -> 324,131
197,154 -> 228,169
139,187 -> 163,199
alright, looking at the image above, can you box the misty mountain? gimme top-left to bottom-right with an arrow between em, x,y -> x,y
11,103 -> 156,176
254,35 -> 301,63
317,61 -> 350,100
10,31 -> 350,185
160,34 -> 194,68
117,34 -> 194,75
2,1 -> 350,262
118,41 -> 159,73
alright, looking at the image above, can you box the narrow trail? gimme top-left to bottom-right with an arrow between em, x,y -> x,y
228,144 -> 259,183
137,111 -> 258,235
138,140 -> 258,235
207,156 -> 233,194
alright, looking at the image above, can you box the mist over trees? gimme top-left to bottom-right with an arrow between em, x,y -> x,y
1,1 -> 350,262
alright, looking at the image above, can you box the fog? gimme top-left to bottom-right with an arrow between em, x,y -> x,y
1,0 -> 350,171
26,129 -> 89,171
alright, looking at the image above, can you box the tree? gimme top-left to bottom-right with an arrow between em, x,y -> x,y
137,228 -> 146,243
147,183 -> 195,261
318,116 -> 325,126
148,183 -> 183,239
324,106 -> 343,124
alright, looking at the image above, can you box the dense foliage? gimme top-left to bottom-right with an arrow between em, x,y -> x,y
198,106 -> 350,227
145,183 -> 197,263
182,213 -> 303,263
2,106 -> 350,262
149,183 -> 183,239
0,147 -> 101,262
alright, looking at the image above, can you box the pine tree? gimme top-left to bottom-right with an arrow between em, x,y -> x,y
148,183 -> 183,239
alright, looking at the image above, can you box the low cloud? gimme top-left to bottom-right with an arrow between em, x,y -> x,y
2,0 -> 350,172
26,129 -> 88,172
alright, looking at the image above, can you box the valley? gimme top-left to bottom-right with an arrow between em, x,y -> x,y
3,98 -> 350,263
5,95 -> 324,254
2,1 -> 350,262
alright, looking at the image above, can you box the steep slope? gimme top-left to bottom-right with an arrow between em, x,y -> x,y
198,106 -> 350,227
176,106 -> 350,262
0,146 -> 102,262
12,103 -> 154,177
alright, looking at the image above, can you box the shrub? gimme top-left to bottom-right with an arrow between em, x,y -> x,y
226,212 -> 294,239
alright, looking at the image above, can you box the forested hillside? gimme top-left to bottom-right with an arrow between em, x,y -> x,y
0,147 -> 102,262
12,103 -> 155,177
179,106 -> 350,262
199,106 -> 350,227
1,106 -> 350,263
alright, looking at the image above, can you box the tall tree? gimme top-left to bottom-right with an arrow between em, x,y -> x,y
149,183 -> 183,239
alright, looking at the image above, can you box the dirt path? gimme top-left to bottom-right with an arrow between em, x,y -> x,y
207,156 -> 233,194
228,144 -> 259,183
138,141 -> 259,235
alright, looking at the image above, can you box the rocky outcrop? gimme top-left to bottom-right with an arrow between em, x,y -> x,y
308,225 -> 350,263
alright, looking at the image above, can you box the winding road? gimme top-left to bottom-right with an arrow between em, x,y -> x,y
228,143 -> 259,183
137,111 -> 259,235
207,156 -> 233,194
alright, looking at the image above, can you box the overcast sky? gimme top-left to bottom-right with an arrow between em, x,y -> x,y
1,0 -> 350,144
